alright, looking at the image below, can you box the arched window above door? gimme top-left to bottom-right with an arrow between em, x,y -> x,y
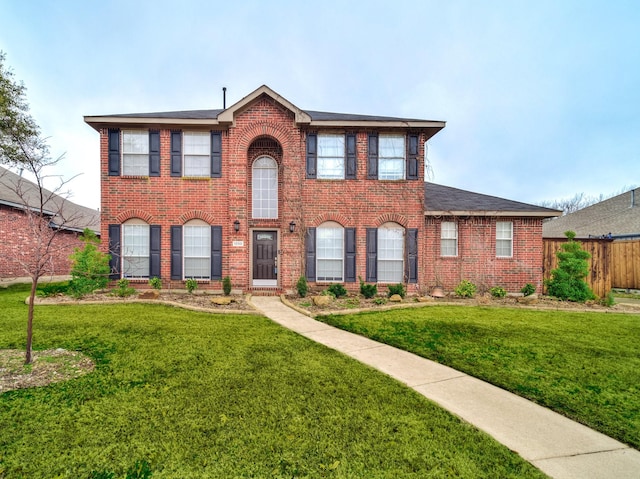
252,156 -> 278,219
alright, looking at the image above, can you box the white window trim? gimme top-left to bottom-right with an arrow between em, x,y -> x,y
183,131 -> 210,177
441,221 -> 458,257
184,220 -> 211,280
378,135 -> 405,181
317,134 -> 345,180
377,222 -> 404,283
122,219 -> 149,279
122,129 -> 149,176
316,222 -> 344,282
496,221 -> 513,258
252,156 -> 278,219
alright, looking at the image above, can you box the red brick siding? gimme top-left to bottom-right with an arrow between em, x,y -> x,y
0,205 -> 82,279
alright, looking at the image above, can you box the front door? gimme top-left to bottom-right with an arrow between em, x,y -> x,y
253,231 -> 277,286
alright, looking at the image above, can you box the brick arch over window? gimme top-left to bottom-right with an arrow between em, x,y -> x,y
233,122 -> 296,159
247,136 -> 283,165
178,210 -> 217,225
374,213 -> 409,228
115,209 -> 154,224
308,212 -> 353,228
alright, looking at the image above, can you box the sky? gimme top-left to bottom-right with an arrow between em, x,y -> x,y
0,0 -> 638,210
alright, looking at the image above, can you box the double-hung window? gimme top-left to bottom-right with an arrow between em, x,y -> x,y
378,224 -> 404,282
184,221 -> 211,279
122,130 -> 149,176
441,222 -> 458,256
378,135 -> 405,180
184,132 -> 210,177
317,134 -> 345,179
496,221 -> 513,257
316,223 -> 344,282
122,220 -> 150,278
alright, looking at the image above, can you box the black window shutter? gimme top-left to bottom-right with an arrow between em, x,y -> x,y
170,226 -> 182,280
150,225 -> 161,277
346,133 -> 357,179
170,131 -> 182,177
345,227 -> 356,282
305,227 -> 316,281
108,224 -> 121,279
306,133 -> 317,179
211,225 -> 222,280
407,134 -> 419,180
406,228 -> 418,283
108,129 -> 120,176
367,134 -> 378,179
366,228 -> 377,282
149,131 -> 161,177
211,131 -> 222,178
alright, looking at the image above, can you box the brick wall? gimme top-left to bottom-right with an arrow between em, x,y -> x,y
424,216 -> 544,294
0,205 -> 82,279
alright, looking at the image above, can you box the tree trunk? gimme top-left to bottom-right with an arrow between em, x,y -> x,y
25,278 -> 37,364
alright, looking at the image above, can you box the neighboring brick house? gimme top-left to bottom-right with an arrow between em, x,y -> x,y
84,85 -> 560,294
0,166 -> 100,279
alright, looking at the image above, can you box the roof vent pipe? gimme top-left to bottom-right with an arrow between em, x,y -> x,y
632,188 -> 636,208
223,87 -> 227,109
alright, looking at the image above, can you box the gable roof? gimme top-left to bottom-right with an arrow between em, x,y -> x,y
424,182 -> 562,217
0,166 -> 100,234
84,85 -> 446,140
542,187 -> 640,238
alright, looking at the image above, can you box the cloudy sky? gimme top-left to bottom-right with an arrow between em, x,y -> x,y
1,0 -> 637,210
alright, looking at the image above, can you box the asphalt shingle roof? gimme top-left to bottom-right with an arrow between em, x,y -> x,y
542,187 -> 640,238
425,182 -> 561,216
0,166 -> 100,233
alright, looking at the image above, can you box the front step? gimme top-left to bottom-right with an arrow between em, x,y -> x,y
248,288 -> 283,296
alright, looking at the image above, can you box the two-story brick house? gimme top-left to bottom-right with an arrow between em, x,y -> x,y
84,85 -> 559,294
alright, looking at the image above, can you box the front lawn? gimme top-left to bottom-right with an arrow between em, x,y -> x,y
320,306 -> 640,449
0,284 -> 544,478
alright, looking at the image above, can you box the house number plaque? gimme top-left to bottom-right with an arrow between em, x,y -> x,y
232,240 -> 244,247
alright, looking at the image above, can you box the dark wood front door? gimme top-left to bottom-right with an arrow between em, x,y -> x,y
253,231 -> 277,282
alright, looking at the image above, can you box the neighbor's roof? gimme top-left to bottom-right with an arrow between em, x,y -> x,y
0,166 -> 100,234
424,182 -> 562,217
543,187 -> 640,238
84,85 -> 446,140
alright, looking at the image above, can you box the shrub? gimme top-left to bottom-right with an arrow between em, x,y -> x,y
37,282 -> 70,297
149,277 -> 162,290
113,278 -> 136,297
373,297 -> 387,305
455,280 -> 477,298
359,276 -> 377,299
387,283 -> 406,298
327,283 -> 347,298
601,291 -> 616,307
489,286 -> 507,298
68,228 -> 111,298
185,278 -> 198,294
296,276 -> 309,298
222,276 -> 232,296
521,283 -> 536,297
544,231 -> 596,302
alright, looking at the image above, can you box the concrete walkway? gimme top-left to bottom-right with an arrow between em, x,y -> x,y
249,296 -> 640,479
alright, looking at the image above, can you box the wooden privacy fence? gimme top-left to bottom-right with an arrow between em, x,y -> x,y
543,238 -> 640,297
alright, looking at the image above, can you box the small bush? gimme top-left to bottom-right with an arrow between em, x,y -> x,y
149,277 -> 162,290
113,278 -> 136,297
545,231 -> 595,302
521,283 -> 536,297
601,291 -> 616,307
455,280 -> 477,298
222,276 -> 232,296
373,297 -> 387,305
360,283 -> 377,299
185,278 -> 198,294
387,283 -> 406,298
37,282 -> 70,297
68,228 -> 111,298
489,286 -> 507,298
327,283 -> 347,298
296,276 -> 309,298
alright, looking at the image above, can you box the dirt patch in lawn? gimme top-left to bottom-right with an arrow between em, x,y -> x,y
0,348 -> 95,394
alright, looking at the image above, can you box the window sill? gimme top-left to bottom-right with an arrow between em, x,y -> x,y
181,176 -> 211,181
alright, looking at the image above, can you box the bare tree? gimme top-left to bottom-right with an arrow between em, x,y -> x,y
539,185 -> 638,216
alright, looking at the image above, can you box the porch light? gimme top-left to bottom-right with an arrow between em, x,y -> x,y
233,219 -> 240,233
289,221 -> 296,233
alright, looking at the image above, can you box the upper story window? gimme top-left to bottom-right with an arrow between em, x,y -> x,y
378,135 -> 405,180
122,130 -> 149,176
252,156 -> 278,219
317,134 -> 345,179
183,132 -> 211,177
441,221 -> 458,256
496,221 -> 513,257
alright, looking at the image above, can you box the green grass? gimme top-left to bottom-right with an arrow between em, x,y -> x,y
0,284 -> 544,478
321,305 -> 640,449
